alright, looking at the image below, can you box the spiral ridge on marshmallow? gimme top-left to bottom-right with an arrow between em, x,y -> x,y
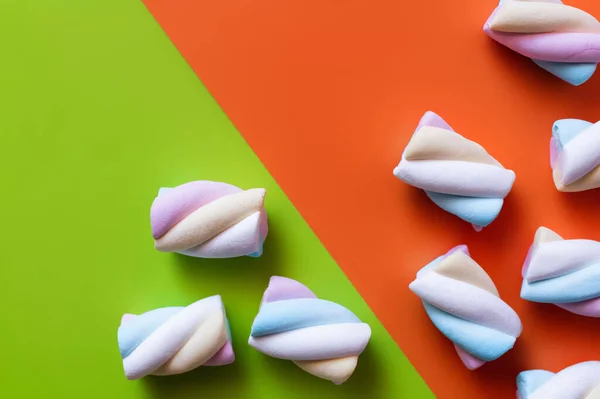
150,180 -> 268,258
118,295 -> 234,379
517,361 -> 600,399
521,227 -> 600,318
551,120 -> 600,192
485,0 -> 600,86
393,111 -> 516,231
248,276 -> 371,384
409,245 -> 522,370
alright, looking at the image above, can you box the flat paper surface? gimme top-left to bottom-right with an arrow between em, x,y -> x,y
142,0 -> 600,397
0,1 -> 432,398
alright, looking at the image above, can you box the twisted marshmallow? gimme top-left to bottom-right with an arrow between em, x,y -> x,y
118,295 -> 234,379
517,361 -> 600,399
150,181 -> 268,258
521,227 -> 600,317
409,245 -> 522,370
248,276 -> 371,384
485,0 -> 600,86
551,119 -> 600,192
393,111 -> 516,231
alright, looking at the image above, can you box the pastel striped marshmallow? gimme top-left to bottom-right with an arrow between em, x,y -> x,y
517,361 -> 600,399
521,227 -> 600,317
118,295 -> 234,379
248,276 -> 371,384
393,111 -> 516,231
551,119 -> 600,192
485,0 -> 600,86
409,245 -> 522,370
150,180 -> 268,258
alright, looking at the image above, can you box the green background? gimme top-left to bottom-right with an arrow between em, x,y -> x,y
0,1 -> 433,398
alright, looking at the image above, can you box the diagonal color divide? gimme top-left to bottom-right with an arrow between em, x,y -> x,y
142,0 -> 600,397
0,0 -> 433,398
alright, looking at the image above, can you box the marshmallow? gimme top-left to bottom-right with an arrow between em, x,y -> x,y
521,227 -> 600,317
248,276 -> 371,384
393,111 -> 516,231
150,181 -> 268,258
409,245 -> 522,370
484,0 -> 600,86
517,361 -> 600,399
118,295 -> 234,380
551,119 -> 600,192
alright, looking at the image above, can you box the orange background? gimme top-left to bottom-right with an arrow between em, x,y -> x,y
143,0 -> 600,397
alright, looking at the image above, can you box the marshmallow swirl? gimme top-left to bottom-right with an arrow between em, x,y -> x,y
118,295 -> 235,380
150,180 -> 268,258
248,276 -> 371,384
409,245 -> 522,370
393,111 -> 516,231
517,361 -> 600,399
485,0 -> 600,86
521,227 -> 600,317
551,120 -> 600,192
